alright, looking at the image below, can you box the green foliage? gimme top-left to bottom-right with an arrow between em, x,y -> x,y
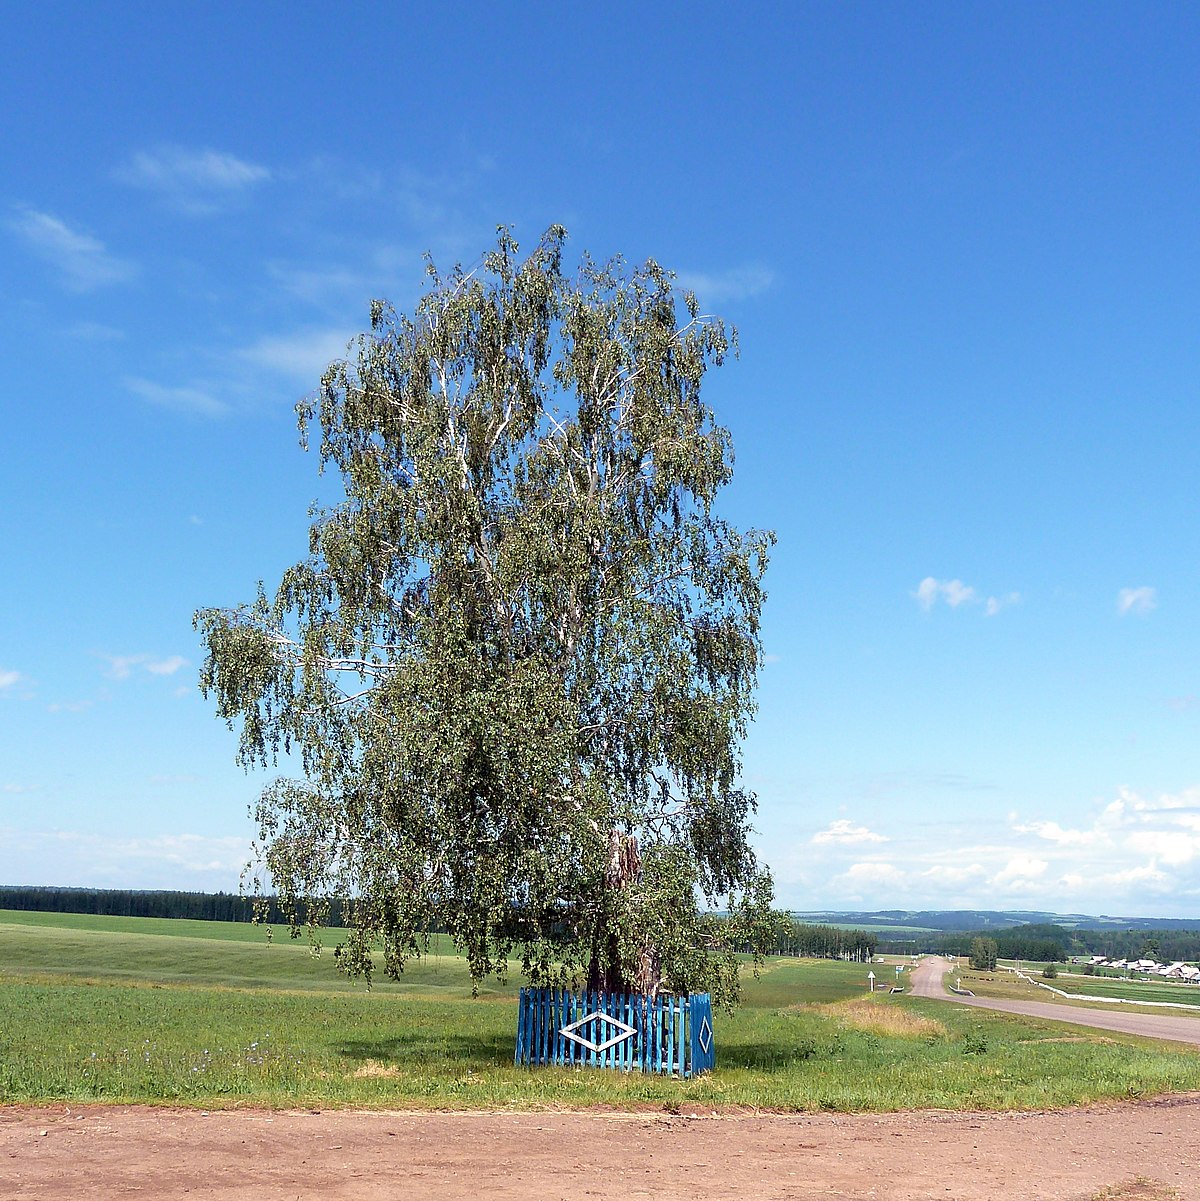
960,1031 -> 989,1055
968,937 -> 999,971
0,886 -> 295,924
937,922 -> 1071,963
774,919 -> 878,961
195,227 -> 774,1005
1042,962 -> 1059,979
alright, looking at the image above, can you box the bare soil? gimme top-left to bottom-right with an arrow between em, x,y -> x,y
3,1097 -> 1199,1200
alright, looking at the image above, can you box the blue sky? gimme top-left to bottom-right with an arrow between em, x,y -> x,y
3,4 -> 1200,917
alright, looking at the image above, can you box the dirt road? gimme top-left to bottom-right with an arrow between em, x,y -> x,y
3,1098 -> 1200,1200
911,956 -> 1200,1046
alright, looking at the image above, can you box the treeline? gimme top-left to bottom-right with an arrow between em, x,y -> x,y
1070,928 -> 1200,963
0,886 -> 305,925
774,920 -> 878,962
936,922 -> 1070,963
932,922 -> 1200,965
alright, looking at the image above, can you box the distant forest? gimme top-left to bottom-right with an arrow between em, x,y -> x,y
0,886 -> 298,924
919,922 -> 1200,964
6,888 -> 1194,965
775,921 -> 877,962
0,887 -> 880,963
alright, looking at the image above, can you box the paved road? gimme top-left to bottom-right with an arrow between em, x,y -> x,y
911,955 -> 1200,1047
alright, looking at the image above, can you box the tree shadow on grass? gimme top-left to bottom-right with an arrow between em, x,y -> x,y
717,1038 -> 829,1070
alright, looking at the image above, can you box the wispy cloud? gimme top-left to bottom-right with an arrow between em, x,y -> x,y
146,655 -> 187,676
69,321 -> 126,341
1117,586 -> 1156,617
832,861 -> 906,889
0,668 -> 21,690
125,376 -> 230,418
116,145 -> 271,215
99,653 -> 188,681
0,828 -> 252,890
237,328 -> 356,385
913,577 -> 1019,616
991,856 -> 1049,888
675,265 -> 776,305
1012,819 -> 1098,847
812,819 -> 888,845
985,591 -> 1021,617
7,208 -> 135,291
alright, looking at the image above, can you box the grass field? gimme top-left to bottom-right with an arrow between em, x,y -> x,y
966,962 -> 1200,1012
3,912 -> 1199,1111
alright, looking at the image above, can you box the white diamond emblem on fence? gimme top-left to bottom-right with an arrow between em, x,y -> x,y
559,1011 -> 637,1054
698,1015 -> 713,1054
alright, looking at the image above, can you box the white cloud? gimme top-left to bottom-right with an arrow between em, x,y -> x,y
913,577 -> 940,610
101,654 -> 144,681
0,669 -> 20,690
125,376 -> 230,418
920,863 -> 987,886
7,208 -> 135,291
99,653 -> 188,681
1012,819 -> 1097,846
237,328 -> 356,385
146,655 -> 187,676
0,828 -> 251,890
913,576 -> 976,610
116,145 -> 271,214
1117,586 -> 1156,617
1126,829 -> 1200,867
675,265 -> 776,305
913,577 -> 1019,617
941,579 -> 976,607
1101,862 -> 1172,889
811,819 -> 888,845
985,591 -> 1021,616
777,784 -> 1200,913
830,862 -> 908,897
991,856 -> 1049,887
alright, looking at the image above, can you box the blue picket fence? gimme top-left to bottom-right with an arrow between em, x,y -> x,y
514,988 -> 715,1077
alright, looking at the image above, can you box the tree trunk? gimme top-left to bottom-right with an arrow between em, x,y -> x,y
585,829 -> 661,995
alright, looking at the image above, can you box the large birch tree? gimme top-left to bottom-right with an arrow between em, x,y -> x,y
196,226 -> 775,1004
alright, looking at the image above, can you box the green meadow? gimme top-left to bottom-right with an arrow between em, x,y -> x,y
969,962 -> 1200,1011
2,911 -> 1199,1111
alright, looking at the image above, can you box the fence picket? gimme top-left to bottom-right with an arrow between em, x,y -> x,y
514,989 -> 712,1076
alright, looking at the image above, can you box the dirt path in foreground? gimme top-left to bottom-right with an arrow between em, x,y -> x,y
911,956 -> 1200,1046
3,1098 -> 1200,1200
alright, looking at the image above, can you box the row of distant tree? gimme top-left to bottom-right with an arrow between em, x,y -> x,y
0,886 -> 300,924
0,887 -> 880,964
11,888 -> 1191,968
773,920 -> 878,962
908,922 -> 1200,965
